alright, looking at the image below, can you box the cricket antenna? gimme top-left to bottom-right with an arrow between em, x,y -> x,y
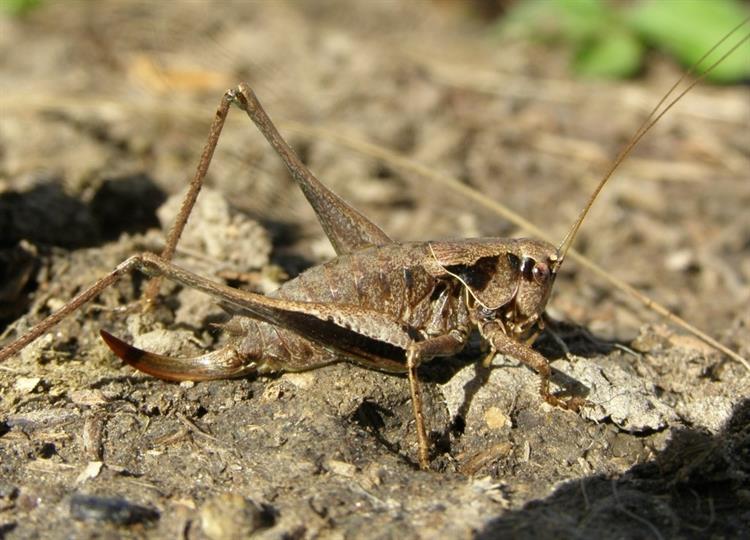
555,18 -> 750,269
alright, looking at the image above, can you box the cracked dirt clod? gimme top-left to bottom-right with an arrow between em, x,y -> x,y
157,187 -> 271,273
566,357 -> 677,433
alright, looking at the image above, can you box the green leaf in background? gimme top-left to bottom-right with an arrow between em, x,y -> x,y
497,0 -> 645,79
552,0 -> 645,78
573,29 -> 644,79
496,0 -> 749,83
0,0 -> 41,16
499,0 -> 569,43
628,0 -> 750,83
556,0 -> 613,42
500,0 -> 615,44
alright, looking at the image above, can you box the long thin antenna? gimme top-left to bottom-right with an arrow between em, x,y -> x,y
556,19 -> 750,267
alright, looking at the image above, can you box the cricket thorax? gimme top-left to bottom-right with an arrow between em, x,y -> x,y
274,244 -> 463,330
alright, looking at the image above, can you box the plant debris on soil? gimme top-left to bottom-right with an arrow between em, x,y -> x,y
1,2 -> 748,539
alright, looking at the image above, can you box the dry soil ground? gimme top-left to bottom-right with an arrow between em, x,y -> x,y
0,2 -> 749,539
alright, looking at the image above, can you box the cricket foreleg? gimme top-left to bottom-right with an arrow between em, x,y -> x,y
229,83 -> 392,255
406,331 -> 467,470
488,329 -> 585,412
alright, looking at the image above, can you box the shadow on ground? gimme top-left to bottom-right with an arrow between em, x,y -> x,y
0,175 -> 165,249
478,398 -> 750,539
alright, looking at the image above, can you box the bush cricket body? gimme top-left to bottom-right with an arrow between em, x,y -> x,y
1,21 -> 748,471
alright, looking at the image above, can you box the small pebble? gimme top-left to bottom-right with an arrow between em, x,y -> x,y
200,493 -> 273,540
75,461 -> 104,484
14,377 -> 41,393
483,407 -> 508,430
325,459 -> 358,478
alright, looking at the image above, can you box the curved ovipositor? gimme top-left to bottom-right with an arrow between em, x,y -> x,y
99,330 -> 251,381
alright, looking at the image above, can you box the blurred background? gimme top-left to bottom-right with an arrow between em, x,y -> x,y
1,0 -> 748,342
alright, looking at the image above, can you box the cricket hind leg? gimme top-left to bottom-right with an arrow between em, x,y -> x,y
143,82 -> 391,276
142,91 -> 234,305
0,243 -> 339,376
229,83 -> 392,256
3,85 -> 390,366
0,251 -> 242,366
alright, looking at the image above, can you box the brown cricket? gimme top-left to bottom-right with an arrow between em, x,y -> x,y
1,22 -> 748,470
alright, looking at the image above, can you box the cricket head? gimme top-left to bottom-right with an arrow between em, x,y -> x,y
429,238 -> 560,338
508,239 -> 560,329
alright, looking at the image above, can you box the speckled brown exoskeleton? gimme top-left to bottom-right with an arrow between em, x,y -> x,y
1,23 -> 748,470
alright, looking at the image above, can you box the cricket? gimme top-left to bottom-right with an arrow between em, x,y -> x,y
1,19 -> 748,472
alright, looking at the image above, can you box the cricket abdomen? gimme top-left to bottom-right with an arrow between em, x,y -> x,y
230,316 -> 412,374
228,317 -> 340,373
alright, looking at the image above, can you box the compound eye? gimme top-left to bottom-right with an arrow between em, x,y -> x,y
519,257 -> 534,279
532,262 -> 550,285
